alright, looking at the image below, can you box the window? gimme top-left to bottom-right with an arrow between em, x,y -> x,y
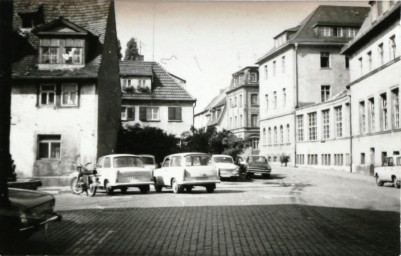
40,38 -> 84,65
367,51 -> 372,71
251,114 -> 258,127
239,95 -> 242,107
264,65 -> 268,79
281,56 -> 286,73
321,85 -> 330,102
286,124 -> 290,143
168,107 -> 182,121
41,45 -> 58,64
265,94 -> 269,110
308,112 -> 317,140
320,52 -> 330,68
38,135 -> 61,159
296,154 -> 305,165
334,154 -> 344,166
361,153 -> 365,165
322,109 -> 330,139
335,106 -> 343,137
39,84 -> 56,106
139,107 -> 159,121
250,73 -> 257,82
359,101 -> 366,134
297,115 -> 304,141
273,61 -> 276,76
336,27 -> 343,37
268,128 -> 272,145
345,56 -> 349,69
390,35 -> 396,60
307,154 -> 318,165
274,127 -> 277,144
121,106 -> 135,121
19,9 -> 43,28
346,28 -> 357,37
282,88 -> 286,107
392,88 -> 399,128
359,57 -> 363,75
273,91 -> 277,109
280,125 -> 284,144
262,128 -> 266,146
380,93 -> 388,130
61,83 -> 78,106
251,94 -> 258,105
320,26 -> 332,37
368,98 -> 375,132
251,138 -> 259,150
378,43 -> 384,65
234,97 -> 237,107
322,154 -> 331,166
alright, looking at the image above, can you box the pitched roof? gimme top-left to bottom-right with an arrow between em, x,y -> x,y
197,88 -> 228,115
120,61 -> 195,102
257,5 -> 369,64
120,61 -> 152,76
12,0 -> 111,79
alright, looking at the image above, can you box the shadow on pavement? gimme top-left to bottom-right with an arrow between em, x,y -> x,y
2,204 -> 399,256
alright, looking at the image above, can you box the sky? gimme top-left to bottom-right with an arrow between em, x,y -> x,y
115,0 -> 369,112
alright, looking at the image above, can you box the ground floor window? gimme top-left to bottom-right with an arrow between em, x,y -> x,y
38,135 -> 61,159
121,106 -> 135,121
334,154 -> 344,166
251,137 -> 259,150
139,107 -> 160,121
307,154 -> 318,165
322,154 -> 331,166
296,154 -> 305,165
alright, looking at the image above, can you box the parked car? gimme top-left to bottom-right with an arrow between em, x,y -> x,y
95,154 -> 154,194
211,154 -> 240,180
0,188 -> 61,245
154,153 -> 220,193
139,154 -> 157,171
374,156 -> 401,188
246,155 -> 272,178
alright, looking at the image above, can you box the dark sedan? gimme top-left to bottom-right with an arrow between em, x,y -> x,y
246,155 -> 272,178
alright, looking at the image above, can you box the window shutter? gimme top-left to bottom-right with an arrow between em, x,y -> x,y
168,107 -> 174,121
139,107 -> 147,121
128,107 -> 135,120
177,107 -> 182,121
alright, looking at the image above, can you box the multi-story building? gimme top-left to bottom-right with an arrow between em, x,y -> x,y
226,66 -> 260,150
194,89 -> 228,132
342,1 -> 400,175
10,0 -> 121,183
257,5 -> 369,165
120,61 -> 196,138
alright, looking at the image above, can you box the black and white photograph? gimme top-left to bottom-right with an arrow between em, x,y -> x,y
0,0 -> 400,255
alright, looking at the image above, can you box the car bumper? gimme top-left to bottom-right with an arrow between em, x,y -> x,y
248,169 -> 271,175
220,173 -> 240,178
180,180 -> 221,186
111,181 -> 154,187
19,213 -> 62,232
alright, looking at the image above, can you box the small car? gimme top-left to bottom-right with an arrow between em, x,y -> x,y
0,188 -> 61,246
154,152 -> 220,193
374,156 -> 401,188
211,154 -> 240,180
139,154 -> 157,171
95,154 -> 154,194
246,155 -> 272,178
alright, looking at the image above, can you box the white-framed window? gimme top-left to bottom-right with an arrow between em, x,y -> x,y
273,61 -> 276,76
380,93 -> 388,130
273,91 -> 277,109
61,83 -> 78,106
320,52 -> 330,68
297,115 -> 304,141
336,27 -> 343,37
392,88 -> 399,128
368,98 -> 375,132
390,35 -> 396,60
262,128 -> 266,146
251,114 -> 258,127
265,94 -> 269,110
39,84 -> 56,106
38,135 -> 61,159
274,126 -> 277,144
121,106 -> 135,121
367,51 -> 372,71
346,28 -> 357,37
168,107 -> 182,121
251,138 -> 259,150
282,88 -> 286,107
268,127 -> 272,145
286,124 -> 290,143
41,46 -> 59,64
360,101 -> 366,134
264,65 -> 268,79
251,94 -> 258,105
321,85 -> 330,102
281,56 -> 286,73
308,112 -> 317,140
280,125 -> 284,144
378,43 -> 384,65
335,106 -> 343,137
250,73 -> 257,82
239,94 -> 242,107
320,26 -> 332,37
139,107 -> 159,121
40,38 -> 84,65
322,109 -> 330,139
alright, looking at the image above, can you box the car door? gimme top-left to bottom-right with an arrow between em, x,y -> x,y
96,157 -> 105,185
156,157 -> 171,186
170,156 -> 183,185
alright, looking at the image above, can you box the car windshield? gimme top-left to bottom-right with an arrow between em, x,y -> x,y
113,156 -> 144,168
185,155 -> 211,166
213,156 -> 233,163
383,158 -> 394,166
140,156 -> 155,165
248,156 -> 267,164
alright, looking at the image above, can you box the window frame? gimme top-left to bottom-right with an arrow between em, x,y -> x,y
320,52 -> 330,68
61,83 -> 79,107
297,115 -> 304,142
121,106 -> 135,121
322,109 -> 330,140
335,106 -> 343,138
38,135 -> 61,159
168,106 -> 182,122
39,84 -> 56,106
308,112 -> 317,141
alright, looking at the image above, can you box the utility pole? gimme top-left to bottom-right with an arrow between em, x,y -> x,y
0,0 -> 13,207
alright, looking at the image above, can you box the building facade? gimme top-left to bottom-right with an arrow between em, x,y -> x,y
257,5 -> 369,166
120,61 -> 196,138
10,0 -> 121,181
342,1 -> 400,175
226,66 -> 260,150
194,89 -> 228,132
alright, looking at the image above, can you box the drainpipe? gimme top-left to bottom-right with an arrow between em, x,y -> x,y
293,43 -> 299,167
348,94 -> 353,173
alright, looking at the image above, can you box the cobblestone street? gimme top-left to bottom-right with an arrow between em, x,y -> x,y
4,167 -> 400,255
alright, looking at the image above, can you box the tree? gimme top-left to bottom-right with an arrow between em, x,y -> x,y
124,37 -> 143,61
116,124 -> 180,164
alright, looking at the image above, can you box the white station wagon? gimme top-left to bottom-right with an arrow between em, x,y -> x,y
154,153 -> 220,193
211,154 -> 240,180
374,156 -> 401,188
96,154 -> 154,194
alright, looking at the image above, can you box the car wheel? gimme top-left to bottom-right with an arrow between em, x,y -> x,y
120,187 -> 128,194
206,184 -> 215,193
105,180 -> 114,195
70,177 -> 83,194
88,184 -> 97,197
375,175 -> 384,186
392,177 -> 400,188
172,179 -> 182,194
185,186 -> 193,193
154,185 -> 163,192
139,185 -> 150,194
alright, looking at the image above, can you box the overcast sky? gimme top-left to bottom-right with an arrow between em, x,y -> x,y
115,0 -> 369,112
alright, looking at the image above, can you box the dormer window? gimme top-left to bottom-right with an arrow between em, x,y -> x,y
18,6 -> 44,29
40,38 -> 84,65
250,73 -> 257,82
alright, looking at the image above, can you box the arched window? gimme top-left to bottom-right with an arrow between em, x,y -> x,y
280,125 -> 284,143
286,124 -> 290,143
263,128 -> 266,145
268,127 -> 272,145
274,126 -> 277,144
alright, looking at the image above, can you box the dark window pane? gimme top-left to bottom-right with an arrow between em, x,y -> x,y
39,143 -> 49,158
